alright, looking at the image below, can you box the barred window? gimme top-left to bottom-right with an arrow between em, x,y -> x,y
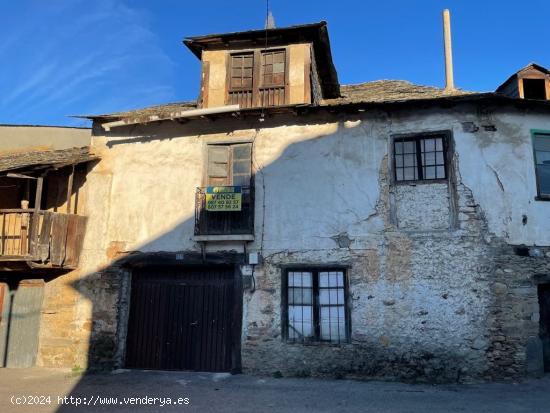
284,269 -> 349,343
394,135 -> 447,182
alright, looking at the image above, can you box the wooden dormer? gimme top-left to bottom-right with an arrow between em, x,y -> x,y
496,63 -> 550,100
184,21 -> 340,109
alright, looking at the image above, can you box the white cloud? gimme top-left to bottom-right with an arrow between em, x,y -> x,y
0,0 -> 177,125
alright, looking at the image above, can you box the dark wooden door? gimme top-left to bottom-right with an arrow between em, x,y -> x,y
539,284 -> 550,372
125,266 -> 235,372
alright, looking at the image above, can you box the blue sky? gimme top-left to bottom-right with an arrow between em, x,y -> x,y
0,0 -> 548,127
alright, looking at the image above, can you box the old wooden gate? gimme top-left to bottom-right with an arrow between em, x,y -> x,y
125,266 -> 236,372
0,279 -> 45,368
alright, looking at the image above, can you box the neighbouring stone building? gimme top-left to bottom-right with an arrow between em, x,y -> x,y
1,21 -> 550,383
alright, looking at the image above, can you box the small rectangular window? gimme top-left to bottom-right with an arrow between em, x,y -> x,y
261,50 -> 285,87
206,143 -> 252,187
284,269 -> 349,343
533,131 -> 550,198
523,78 -> 547,100
394,134 -> 447,182
229,53 -> 254,90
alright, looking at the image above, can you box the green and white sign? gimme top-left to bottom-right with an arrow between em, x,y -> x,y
205,186 -> 242,211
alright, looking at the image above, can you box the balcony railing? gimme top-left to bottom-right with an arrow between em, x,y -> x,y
0,209 -> 87,268
195,186 -> 254,236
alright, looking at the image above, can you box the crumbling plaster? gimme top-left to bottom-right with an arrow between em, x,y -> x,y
37,103 -> 550,381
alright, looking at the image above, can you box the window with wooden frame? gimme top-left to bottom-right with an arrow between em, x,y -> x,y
228,53 -> 254,108
227,48 -> 287,108
283,269 -> 349,344
206,143 -> 252,187
259,49 -> 286,107
393,133 -> 448,182
532,130 -> 550,199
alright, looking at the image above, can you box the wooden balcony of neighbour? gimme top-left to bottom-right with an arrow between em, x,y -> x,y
194,186 -> 254,241
0,146 -> 98,271
0,209 -> 87,269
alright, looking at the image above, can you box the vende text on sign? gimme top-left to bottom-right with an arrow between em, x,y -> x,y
205,186 -> 242,211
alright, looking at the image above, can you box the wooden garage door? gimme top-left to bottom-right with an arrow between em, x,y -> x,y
125,266 -> 235,371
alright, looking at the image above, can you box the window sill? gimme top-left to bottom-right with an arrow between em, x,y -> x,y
194,234 -> 254,242
284,340 -> 351,347
392,178 -> 448,186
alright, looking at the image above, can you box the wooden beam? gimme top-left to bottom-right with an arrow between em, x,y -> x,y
30,177 -> 43,259
66,165 -> 74,214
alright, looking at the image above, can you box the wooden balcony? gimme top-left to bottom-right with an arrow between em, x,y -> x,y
195,186 -> 254,238
0,209 -> 87,269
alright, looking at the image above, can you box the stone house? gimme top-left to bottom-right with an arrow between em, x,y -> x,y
2,21 -> 550,383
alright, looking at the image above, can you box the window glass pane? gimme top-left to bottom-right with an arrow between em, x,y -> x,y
233,145 -> 250,161
436,166 -> 445,178
395,155 -> 403,167
424,166 -> 436,179
436,152 -> 444,165
534,136 -> 550,152
535,151 -> 550,165
537,164 -> 550,195
436,138 -> 443,151
396,168 -> 404,181
403,141 -> 415,153
394,141 -> 403,154
232,160 -> 250,175
273,62 -> 284,73
404,167 -> 417,180
404,154 -> 416,167
319,289 -> 345,304
424,152 -> 435,165
288,305 -> 313,340
424,138 -> 435,151
288,272 -> 312,287
319,271 -> 343,287
233,175 -> 249,187
288,288 -> 312,305
320,306 -> 346,341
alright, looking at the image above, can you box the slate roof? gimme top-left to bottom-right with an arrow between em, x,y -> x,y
82,80 -> 477,121
0,147 -> 99,173
324,80 -> 474,105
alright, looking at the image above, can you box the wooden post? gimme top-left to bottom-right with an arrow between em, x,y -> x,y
66,165 -> 74,214
30,177 -> 43,259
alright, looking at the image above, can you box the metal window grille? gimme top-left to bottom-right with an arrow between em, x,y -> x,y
285,269 -> 348,343
394,135 -> 447,182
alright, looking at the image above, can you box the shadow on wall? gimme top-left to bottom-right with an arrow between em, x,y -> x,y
52,113 -> 383,411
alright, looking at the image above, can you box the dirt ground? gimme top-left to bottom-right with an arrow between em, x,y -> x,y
0,368 -> 549,413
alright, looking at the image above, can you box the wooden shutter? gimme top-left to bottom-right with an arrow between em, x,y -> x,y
207,146 -> 230,186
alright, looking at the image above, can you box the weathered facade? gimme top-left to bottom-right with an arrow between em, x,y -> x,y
4,22 -> 550,383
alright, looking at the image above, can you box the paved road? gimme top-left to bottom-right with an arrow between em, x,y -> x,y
0,368 -> 548,413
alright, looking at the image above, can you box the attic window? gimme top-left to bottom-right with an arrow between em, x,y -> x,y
259,49 -> 286,106
227,49 -> 287,109
228,53 -> 254,108
523,78 -> 547,100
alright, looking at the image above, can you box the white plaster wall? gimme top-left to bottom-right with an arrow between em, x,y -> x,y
87,106 -> 550,259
